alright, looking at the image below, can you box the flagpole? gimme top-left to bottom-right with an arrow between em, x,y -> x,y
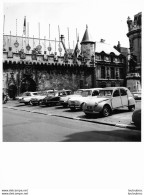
58,25 -> 61,56
3,15 -> 5,36
49,24 -> 50,55
67,27 -> 70,50
9,31 -> 12,48
39,22 -> 40,45
3,15 -> 5,49
24,16 -> 26,53
55,38 -> 56,53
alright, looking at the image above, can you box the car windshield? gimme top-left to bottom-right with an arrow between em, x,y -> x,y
81,90 -> 92,97
25,92 -> 31,96
98,90 -> 113,97
47,92 -> 55,96
39,91 -> 49,95
40,91 -> 47,95
66,91 -> 71,95
74,90 -> 83,95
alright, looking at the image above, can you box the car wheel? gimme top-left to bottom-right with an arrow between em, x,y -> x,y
102,105 -> 111,117
132,109 -> 141,129
128,105 -> 135,111
80,103 -> 84,110
63,104 -> 68,108
70,107 -> 76,111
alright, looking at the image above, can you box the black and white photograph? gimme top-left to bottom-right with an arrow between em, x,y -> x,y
0,0 -> 143,194
2,0 -> 142,142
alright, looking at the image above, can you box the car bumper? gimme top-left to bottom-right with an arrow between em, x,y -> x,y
83,106 -> 102,114
31,100 -> 39,104
59,101 -> 68,106
18,100 -> 25,103
69,104 -> 81,108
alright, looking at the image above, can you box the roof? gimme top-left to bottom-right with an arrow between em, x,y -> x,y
95,42 -> 121,55
101,87 -> 128,90
81,25 -> 95,44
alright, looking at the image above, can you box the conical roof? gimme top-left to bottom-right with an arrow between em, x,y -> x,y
81,25 -> 95,44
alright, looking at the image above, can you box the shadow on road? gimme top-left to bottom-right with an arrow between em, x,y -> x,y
62,129 -> 141,142
14,104 -> 26,107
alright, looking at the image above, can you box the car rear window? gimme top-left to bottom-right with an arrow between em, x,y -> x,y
74,90 -> 83,95
99,90 -> 113,97
81,90 -> 92,97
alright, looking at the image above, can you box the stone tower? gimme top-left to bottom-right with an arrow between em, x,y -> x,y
80,25 -> 95,59
126,12 -> 141,93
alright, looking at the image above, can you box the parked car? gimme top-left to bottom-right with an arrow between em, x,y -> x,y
30,90 -> 55,105
59,89 -> 85,108
132,109 -> 141,129
132,91 -> 141,100
16,92 -> 29,101
18,91 -> 40,105
82,87 -> 136,117
68,88 -> 102,111
41,89 -> 72,106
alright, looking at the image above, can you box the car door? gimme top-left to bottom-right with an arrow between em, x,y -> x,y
111,89 -> 122,108
120,88 -> 128,106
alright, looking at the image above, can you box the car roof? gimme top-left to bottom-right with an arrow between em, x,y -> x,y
102,87 -> 128,90
83,88 -> 103,91
58,89 -> 71,92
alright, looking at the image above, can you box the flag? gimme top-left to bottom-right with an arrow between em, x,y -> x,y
23,16 -> 26,35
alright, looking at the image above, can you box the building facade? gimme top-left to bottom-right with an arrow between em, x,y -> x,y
126,12 -> 141,92
3,26 -> 126,99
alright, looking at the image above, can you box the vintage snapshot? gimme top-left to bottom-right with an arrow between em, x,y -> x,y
2,0 -> 141,142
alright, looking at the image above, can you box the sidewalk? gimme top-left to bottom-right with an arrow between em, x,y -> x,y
3,100 -> 141,130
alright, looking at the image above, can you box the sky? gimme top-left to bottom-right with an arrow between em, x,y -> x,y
2,0 -> 143,49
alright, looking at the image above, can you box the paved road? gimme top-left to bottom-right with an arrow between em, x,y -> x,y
3,107 -> 141,142
3,100 -> 141,127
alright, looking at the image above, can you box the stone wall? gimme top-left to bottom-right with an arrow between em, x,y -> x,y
3,64 -> 93,98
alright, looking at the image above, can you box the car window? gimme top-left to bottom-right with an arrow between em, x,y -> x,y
99,90 -> 112,97
120,89 -> 127,96
92,90 -> 99,96
113,89 -> 120,97
25,92 -> 31,96
74,90 -> 83,95
40,91 -> 47,95
22,93 -> 27,96
66,91 -> 72,95
81,90 -> 92,97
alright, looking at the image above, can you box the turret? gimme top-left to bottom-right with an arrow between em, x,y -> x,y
80,25 -> 95,59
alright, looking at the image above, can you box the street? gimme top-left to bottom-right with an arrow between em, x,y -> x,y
3,101 -> 141,142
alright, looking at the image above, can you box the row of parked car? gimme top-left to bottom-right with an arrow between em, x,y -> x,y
16,87 -> 136,117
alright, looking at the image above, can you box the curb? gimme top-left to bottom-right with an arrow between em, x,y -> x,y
3,105 -> 137,130
115,123 -> 136,130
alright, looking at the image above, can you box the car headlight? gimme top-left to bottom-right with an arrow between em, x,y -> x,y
94,103 -> 98,111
